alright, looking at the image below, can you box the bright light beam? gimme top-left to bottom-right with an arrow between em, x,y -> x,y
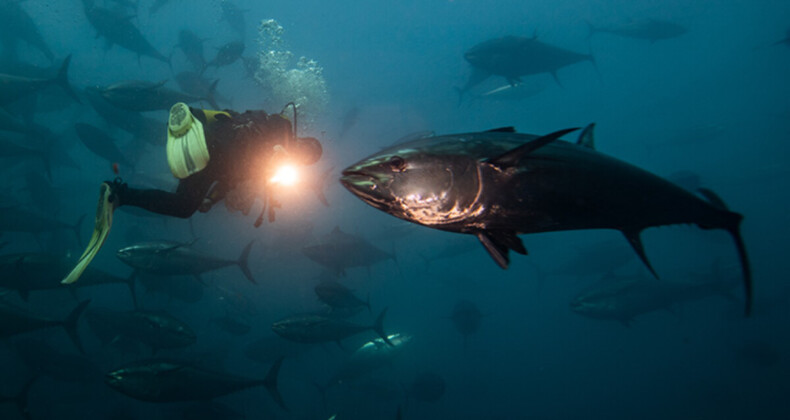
270,164 -> 300,186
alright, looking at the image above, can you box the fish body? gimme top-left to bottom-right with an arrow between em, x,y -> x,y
666,170 -> 702,192
589,19 -> 687,43
83,4 -> 169,64
220,2 -> 247,38
460,35 -> 593,94
207,41 -> 245,69
272,309 -> 391,345
302,226 -> 395,275
570,274 -> 737,324
0,56 -> 78,105
329,333 -> 411,386
0,299 -> 89,353
82,87 -> 162,144
340,125 -> 752,314
85,307 -> 196,352
105,358 -> 284,408
174,71 -> 220,98
0,253 -> 133,302
0,137 -> 45,160
0,0 -> 54,61
177,30 -> 206,71
0,207 -> 83,244
315,280 -> 370,312
74,123 -> 133,168
116,240 -> 255,284
97,80 -> 218,112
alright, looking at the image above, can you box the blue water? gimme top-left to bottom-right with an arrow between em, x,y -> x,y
1,0 -> 789,419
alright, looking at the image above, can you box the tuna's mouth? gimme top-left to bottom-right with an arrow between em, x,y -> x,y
105,372 -> 121,385
340,170 -> 379,193
339,170 -> 391,209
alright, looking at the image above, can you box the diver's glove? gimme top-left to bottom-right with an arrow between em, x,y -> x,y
61,179 -> 125,284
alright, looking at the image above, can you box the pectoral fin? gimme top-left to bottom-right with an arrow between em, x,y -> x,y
621,229 -> 658,278
476,231 -> 527,269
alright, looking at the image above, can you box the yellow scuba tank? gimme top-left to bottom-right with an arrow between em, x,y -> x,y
166,102 -> 211,179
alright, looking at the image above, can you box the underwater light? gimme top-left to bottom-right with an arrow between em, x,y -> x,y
270,164 -> 300,187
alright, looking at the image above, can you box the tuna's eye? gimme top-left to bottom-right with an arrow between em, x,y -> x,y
388,156 -> 406,172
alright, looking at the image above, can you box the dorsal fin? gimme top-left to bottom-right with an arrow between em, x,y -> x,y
576,123 -> 596,149
487,127 -> 579,169
484,126 -> 516,133
697,188 -> 728,210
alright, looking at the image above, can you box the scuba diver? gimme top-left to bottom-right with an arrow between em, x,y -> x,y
62,102 -> 323,284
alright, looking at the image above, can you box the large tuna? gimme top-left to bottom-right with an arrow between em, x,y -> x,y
340,124 -> 752,314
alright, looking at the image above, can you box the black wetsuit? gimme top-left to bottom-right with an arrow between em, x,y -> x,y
118,109 -> 293,218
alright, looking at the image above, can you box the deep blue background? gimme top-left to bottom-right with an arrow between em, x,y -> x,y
1,0 -> 788,419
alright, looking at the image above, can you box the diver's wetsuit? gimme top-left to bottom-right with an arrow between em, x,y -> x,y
117,109 -> 293,218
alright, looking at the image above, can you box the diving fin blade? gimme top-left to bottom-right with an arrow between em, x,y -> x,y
62,183 -> 117,284
622,229 -> 658,278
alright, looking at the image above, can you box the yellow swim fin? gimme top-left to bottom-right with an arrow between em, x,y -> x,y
61,182 -> 117,284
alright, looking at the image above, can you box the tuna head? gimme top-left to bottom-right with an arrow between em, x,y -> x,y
569,285 -> 624,321
569,293 -> 610,318
116,245 -> 147,268
105,361 -> 170,401
340,143 -> 484,229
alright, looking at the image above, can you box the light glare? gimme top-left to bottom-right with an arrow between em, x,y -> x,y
270,164 -> 299,186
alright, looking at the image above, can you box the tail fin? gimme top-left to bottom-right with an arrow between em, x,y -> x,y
698,188 -> 752,316
52,55 -> 81,104
237,240 -> 256,284
62,300 -> 91,354
373,308 -> 393,346
264,357 -> 287,410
